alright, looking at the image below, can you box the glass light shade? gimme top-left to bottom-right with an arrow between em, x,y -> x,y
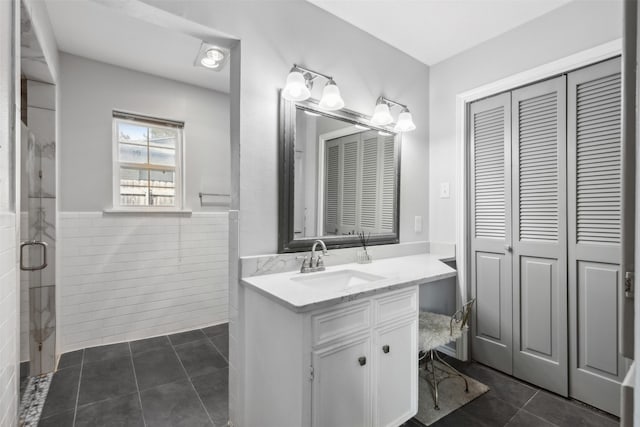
394,110 -> 416,132
201,48 -> 224,68
319,81 -> 345,111
371,103 -> 393,126
282,70 -> 311,101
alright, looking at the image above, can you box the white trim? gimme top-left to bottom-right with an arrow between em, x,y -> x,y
454,38 -> 622,362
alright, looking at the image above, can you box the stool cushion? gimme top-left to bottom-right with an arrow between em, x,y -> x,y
418,311 -> 467,351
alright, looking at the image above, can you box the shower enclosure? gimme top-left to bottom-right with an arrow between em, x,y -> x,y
21,114 -> 56,376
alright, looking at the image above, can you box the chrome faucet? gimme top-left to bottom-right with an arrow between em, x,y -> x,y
299,239 -> 328,273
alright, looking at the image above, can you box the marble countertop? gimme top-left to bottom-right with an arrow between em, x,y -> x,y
241,253 -> 457,313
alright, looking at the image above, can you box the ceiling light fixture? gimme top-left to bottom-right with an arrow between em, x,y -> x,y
282,64 -> 345,111
370,96 -> 416,132
195,43 -> 229,71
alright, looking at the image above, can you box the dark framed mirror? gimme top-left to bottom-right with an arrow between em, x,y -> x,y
278,94 -> 401,253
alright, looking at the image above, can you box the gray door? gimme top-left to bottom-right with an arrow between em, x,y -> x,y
470,92 -> 513,374
511,77 -> 568,396
567,57 -> 628,416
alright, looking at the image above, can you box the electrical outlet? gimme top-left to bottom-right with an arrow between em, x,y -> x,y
440,182 -> 450,199
414,216 -> 423,233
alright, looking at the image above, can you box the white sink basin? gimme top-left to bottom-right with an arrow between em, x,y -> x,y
291,269 -> 386,290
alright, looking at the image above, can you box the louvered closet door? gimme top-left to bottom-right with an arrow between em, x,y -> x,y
511,77 -> 568,396
324,139 -> 340,234
470,92 -> 513,374
360,131 -> 380,233
380,134 -> 396,232
338,134 -> 360,235
567,57 -> 627,416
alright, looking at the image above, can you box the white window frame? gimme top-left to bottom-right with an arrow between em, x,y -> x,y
111,111 -> 185,211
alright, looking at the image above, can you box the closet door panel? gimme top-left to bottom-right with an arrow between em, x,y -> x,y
470,92 -> 513,374
577,261 -> 621,377
568,56 -> 627,416
512,76 -> 568,396
519,256 -> 558,358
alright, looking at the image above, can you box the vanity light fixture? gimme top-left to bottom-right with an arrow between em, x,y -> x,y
195,43 -> 229,71
370,96 -> 416,132
282,64 -> 345,111
371,99 -> 393,126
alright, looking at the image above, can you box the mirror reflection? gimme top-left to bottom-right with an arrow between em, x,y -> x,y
293,106 -> 399,240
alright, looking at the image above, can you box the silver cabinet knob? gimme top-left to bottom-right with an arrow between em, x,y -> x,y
504,245 -> 512,252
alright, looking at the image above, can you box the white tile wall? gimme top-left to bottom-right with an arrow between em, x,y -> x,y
0,213 -> 17,427
19,213 -> 29,362
59,212 -> 229,352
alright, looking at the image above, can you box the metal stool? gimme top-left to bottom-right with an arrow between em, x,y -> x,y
418,299 -> 475,410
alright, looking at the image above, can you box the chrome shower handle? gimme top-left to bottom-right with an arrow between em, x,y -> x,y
20,240 -> 48,271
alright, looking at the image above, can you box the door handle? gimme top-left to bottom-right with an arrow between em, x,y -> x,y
20,240 -> 48,271
382,345 -> 390,354
358,356 -> 366,366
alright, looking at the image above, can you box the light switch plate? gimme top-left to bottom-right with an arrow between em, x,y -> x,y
414,216 -> 423,233
440,182 -> 450,199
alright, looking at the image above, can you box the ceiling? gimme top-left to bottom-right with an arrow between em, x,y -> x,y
307,0 -> 573,66
44,0 -> 230,93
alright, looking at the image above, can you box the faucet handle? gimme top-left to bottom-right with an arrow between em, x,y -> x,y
297,255 -> 310,273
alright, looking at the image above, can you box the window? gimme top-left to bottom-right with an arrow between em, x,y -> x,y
112,111 -> 184,208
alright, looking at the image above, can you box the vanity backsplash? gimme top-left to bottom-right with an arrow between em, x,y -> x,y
241,241 -> 455,278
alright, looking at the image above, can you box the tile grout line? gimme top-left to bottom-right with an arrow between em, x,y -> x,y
521,389 -> 539,410
71,349 -> 85,427
128,342 -> 148,427
206,333 -> 229,364
169,331 -> 217,426
503,408 -> 523,427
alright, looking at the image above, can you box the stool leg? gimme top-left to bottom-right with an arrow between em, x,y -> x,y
429,350 -> 440,410
433,350 -> 469,392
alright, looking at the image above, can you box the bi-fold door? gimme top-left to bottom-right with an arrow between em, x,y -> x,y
511,77 -> 568,395
567,57 -> 629,415
470,57 -> 627,415
470,76 -> 568,396
469,92 -> 513,374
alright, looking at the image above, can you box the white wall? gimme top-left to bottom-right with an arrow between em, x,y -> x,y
143,0 -> 431,256
0,1 -> 17,425
59,52 -> 230,212
58,212 -> 228,352
139,2 -> 430,424
0,214 -> 17,427
57,53 -> 231,350
428,0 -> 623,245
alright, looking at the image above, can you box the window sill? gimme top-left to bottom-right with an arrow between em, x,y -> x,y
103,208 -> 193,216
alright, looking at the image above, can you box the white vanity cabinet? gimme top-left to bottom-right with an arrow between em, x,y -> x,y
243,284 -> 418,427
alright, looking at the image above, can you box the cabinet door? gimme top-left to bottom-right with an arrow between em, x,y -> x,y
312,336 -> 371,427
374,318 -> 417,427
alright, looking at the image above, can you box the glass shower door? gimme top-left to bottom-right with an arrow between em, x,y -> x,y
21,124 -> 56,375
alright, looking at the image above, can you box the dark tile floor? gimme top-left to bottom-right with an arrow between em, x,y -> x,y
38,323 -> 229,427
405,354 -> 620,427
39,327 -> 619,427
